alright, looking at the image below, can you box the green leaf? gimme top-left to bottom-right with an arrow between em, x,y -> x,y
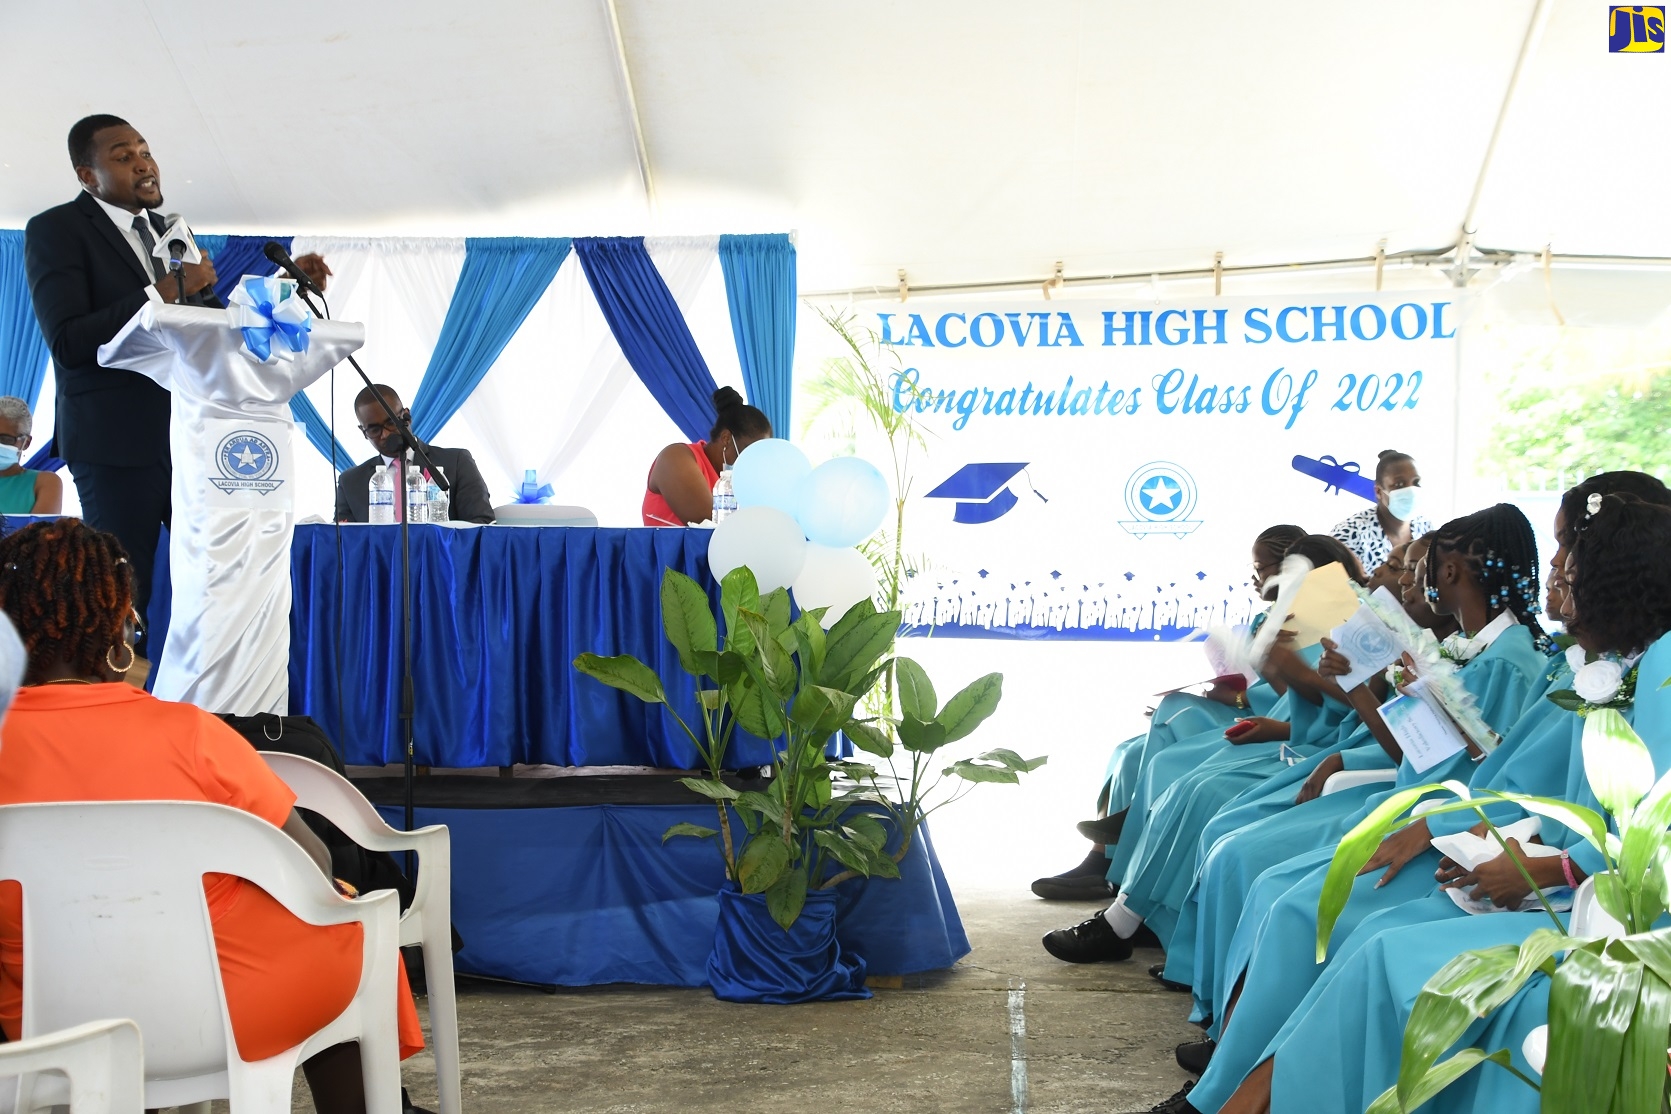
764,866 -> 808,929
727,660 -> 789,740
1544,941 -> 1642,1113
1620,930 -> 1671,990
976,747 -> 1048,773
733,789 -> 781,825
661,821 -> 718,842
677,776 -> 739,801
1546,689 -> 1587,712
821,604 -> 900,692
898,714 -> 947,754
945,758 -> 1020,784
844,812 -> 889,854
721,567 -> 760,654
1582,708 -> 1656,819
828,760 -> 878,782
1613,967 -> 1671,1114
813,828 -> 876,877
937,673 -> 1004,743
1317,784 -> 1449,959
790,685 -> 860,738
760,587 -> 792,637
1368,1049 -> 1521,1114
659,569 -> 718,675
894,657 -> 937,721
737,835 -> 790,894
712,650 -> 746,687
842,719 -> 895,758
1396,942 -> 1549,1107
573,653 -> 667,704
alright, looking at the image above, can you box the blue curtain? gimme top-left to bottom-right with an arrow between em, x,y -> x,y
574,237 -> 719,441
197,233 -> 354,468
0,230 -> 50,408
718,234 -> 796,437
409,237 -> 571,442
195,233 -> 287,304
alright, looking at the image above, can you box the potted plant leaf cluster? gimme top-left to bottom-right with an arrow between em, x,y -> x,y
575,565 -> 1043,1003
1316,705 -> 1671,1113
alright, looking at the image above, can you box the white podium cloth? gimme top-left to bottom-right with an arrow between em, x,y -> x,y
99,302 -> 364,715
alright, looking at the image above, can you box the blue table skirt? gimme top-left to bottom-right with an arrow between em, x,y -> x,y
378,802 -> 970,987
290,525 -> 775,769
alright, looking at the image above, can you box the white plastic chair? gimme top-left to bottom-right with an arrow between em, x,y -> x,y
1320,768 -> 1398,796
1523,875 -> 1621,1075
491,503 -> 597,527
260,751 -> 460,1114
0,1019 -> 143,1114
0,801 -> 403,1114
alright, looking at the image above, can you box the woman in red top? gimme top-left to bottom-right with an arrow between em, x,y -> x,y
642,386 -> 773,526
0,519 -> 423,1114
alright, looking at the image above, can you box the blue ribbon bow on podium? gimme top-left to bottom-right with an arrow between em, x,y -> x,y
514,469 -> 554,504
226,274 -> 312,363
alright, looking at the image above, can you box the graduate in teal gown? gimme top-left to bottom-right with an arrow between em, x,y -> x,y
1188,504 -> 1553,1112
1168,538 -> 1459,1005
1227,481 -> 1671,1114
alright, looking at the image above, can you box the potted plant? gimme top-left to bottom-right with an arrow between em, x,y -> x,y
575,565 -> 1043,1002
1316,705 -> 1671,1112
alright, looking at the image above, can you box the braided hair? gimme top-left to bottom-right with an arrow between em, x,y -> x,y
0,519 -> 135,684
1256,523 -> 1307,552
1558,471 -> 1671,544
1567,495 -> 1671,657
1423,503 -> 1546,642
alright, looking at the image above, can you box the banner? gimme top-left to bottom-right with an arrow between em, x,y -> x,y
868,293 -> 1465,640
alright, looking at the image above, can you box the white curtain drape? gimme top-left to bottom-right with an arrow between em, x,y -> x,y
445,235 -> 746,523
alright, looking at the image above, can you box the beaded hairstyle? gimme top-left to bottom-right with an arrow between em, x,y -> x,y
1557,471 -> 1671,544
0,519 -> 135,685
1422,503 -> 1547,641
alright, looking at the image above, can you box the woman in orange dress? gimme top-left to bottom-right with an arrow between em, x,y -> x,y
0,519 -> 424,1114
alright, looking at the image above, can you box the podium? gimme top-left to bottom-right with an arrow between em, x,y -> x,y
99,294 -> 364,716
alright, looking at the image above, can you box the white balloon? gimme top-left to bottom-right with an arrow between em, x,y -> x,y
792,544 -> 879,629
707,505 -> 808,591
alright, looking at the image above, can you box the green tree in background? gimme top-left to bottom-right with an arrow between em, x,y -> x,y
1483,364 -> 1671,480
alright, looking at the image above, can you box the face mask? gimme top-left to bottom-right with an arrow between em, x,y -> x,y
0,445 -> 20,469
1386,486 -> 1419,521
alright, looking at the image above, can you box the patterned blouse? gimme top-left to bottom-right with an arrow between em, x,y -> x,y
1330,506 -> 1434,573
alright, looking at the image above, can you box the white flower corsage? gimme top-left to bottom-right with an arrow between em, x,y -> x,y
1550,646 -> 1638,714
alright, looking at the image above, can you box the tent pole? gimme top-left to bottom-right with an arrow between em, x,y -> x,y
1456,0 -> 1556,250
602,0 -> 657,215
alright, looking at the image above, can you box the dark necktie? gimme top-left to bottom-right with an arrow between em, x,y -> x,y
130,216 -> 167,282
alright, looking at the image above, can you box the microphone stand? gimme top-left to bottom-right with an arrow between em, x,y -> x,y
292,283 -> 450,843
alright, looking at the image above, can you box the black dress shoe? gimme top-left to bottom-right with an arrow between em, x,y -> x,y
1128,922 -> 1164,950
1042,914 -> 1134,963
1175,1039 -> 1215,1075
1031,874 -> 1116,901
1148,962 -> 1191,992
1075,810 -> 1128,844
1122,1081 -> 1199,1114
403,1087 -> 437,1114
1031,847 -> 1115,901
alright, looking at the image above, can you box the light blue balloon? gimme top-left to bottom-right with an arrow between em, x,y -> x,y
730,438 -> 811,515
794,456 -> 890,548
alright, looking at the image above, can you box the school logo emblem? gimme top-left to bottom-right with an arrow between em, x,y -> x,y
1609,6 -> 1665,51
211,430 -> 284,496
1118,461 -> 1201,538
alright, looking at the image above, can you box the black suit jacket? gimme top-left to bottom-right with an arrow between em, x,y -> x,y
24,193 -> 221,467
334,446 -> 496,524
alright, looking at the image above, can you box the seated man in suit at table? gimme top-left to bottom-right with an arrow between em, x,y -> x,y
334,385 -> 496,524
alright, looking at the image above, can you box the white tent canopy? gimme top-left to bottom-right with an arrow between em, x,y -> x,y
2,0 -> 1668,295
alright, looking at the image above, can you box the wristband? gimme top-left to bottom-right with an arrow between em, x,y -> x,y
1560,850 -> 1580,890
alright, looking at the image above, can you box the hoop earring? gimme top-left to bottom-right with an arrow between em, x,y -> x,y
106,642 -> 135,675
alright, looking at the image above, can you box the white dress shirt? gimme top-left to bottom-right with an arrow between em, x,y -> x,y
86,191 -> 164,305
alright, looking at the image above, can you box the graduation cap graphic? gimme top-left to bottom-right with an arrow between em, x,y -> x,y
925,462 -> 1044,524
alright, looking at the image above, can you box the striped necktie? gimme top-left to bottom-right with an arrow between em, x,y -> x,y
130,216 -> 166,282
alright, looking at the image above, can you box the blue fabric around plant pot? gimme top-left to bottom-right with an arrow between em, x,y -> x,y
707,883 -> 871,1004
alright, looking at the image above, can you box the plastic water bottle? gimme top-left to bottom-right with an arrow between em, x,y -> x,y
426,469 -> 448,523
368,465 -> 395,524
405,457 -> 427,524
711,464 -> 737,524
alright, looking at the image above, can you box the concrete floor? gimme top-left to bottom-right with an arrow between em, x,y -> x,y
275,887 -> 1199,1114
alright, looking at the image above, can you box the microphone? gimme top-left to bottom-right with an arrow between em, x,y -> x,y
166,238 -> 187,273
263,240 -> 323,296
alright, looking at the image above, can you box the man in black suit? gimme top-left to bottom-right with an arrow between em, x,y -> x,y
23,114 -> 329,657
334,385 -> 496,524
